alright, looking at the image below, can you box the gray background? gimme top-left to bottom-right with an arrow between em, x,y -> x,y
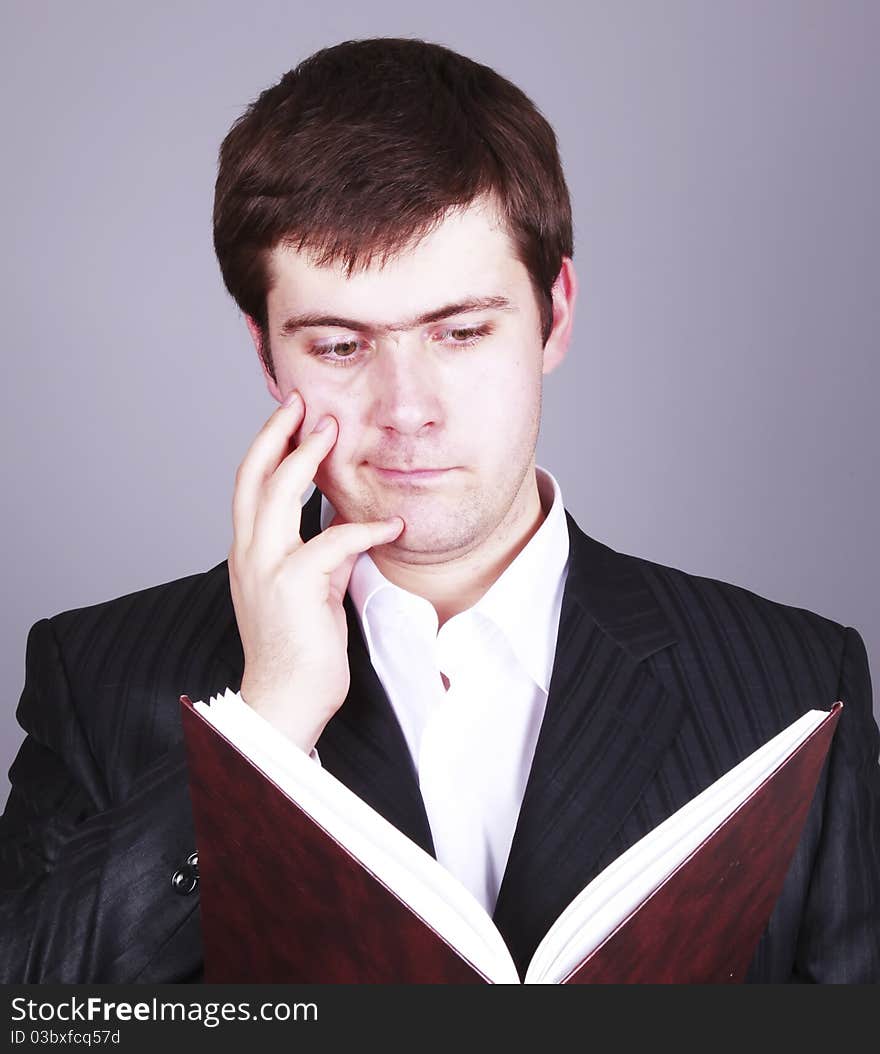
2,0 -> 877,795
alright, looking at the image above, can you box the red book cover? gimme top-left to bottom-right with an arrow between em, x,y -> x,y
180,695 -> 840,983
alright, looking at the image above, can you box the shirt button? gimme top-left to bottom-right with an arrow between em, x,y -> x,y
171,851 -> 199,895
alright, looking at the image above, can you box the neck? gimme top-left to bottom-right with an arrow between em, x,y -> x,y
369,467 -> 547,627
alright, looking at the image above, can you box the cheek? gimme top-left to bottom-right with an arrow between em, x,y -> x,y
291,376 -> 361,445
468,354 -> 540,433
293,383 -> 364,492
311,432 -> 355,505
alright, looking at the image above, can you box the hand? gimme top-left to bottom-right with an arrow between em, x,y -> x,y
228,391 -> 404,752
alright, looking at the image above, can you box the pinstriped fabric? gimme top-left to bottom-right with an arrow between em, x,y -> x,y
1,614 -> 202,982
1,488 -> 877,982
47,564 -> 239,803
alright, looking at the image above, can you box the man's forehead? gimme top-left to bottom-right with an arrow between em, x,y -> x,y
270,195 -> 515,278
266,205 -> 528,329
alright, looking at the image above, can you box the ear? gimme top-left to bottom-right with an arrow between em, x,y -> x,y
245,314 -> 284,403
541,257 -> 577,376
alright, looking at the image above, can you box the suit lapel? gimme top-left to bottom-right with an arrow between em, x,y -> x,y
314,596 -> 436,857
491,513 -> 686,978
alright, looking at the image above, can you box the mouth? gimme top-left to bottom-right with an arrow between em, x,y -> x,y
370,464 -> 455,485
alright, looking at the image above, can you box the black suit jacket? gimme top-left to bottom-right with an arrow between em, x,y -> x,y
2,488 -> 878,983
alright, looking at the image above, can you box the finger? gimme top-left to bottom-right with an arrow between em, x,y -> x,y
232,393 -> 306,551
299,517 -> 405,577
324,511 -> 356,600
251,414 -> 341,559
327,548 -> 360,604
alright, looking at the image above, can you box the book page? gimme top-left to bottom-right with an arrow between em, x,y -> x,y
195,690 -> 520,984
524,708 -> 829,984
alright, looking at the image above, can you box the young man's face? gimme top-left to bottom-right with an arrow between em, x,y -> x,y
249,195 -> 575,562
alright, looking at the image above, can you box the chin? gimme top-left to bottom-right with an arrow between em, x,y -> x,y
325,473 -> 491,553
386,507 -> 488,559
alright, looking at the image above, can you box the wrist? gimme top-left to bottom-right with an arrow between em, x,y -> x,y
239,684 -> 337,754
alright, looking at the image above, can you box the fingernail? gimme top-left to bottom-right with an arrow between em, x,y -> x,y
311,414 -> 334,433
282,389 -> 301,408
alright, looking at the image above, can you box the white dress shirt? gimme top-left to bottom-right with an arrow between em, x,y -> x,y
317,466 -> 570,913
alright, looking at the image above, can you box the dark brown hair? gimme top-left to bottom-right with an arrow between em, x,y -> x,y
213,37 -> 573,382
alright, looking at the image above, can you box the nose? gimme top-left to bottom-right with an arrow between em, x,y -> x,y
369,338 -> 443,437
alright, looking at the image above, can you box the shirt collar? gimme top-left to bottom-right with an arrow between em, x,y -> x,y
319,466 -> 570,693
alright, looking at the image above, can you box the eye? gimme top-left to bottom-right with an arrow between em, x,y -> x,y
309,338 -> 369,366
436,324 -> 492,347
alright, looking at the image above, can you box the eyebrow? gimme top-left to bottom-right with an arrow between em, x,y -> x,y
278,295 -> 516,338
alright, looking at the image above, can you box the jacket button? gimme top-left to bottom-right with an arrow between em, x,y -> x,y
171,851 -> 199,895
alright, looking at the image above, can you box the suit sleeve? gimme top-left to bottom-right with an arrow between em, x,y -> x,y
0,618 -> 202,983
794,625 -> 880,982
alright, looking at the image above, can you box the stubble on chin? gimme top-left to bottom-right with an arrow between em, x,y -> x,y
383,475 -> 533,564
325,475 -> 486,561
326,446 -> 537,563
388,501 -> 489,561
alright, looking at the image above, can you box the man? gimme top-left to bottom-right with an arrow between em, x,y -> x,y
1,38 -> 878,984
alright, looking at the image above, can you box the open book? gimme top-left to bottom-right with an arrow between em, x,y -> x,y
180,692 -> 840,984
